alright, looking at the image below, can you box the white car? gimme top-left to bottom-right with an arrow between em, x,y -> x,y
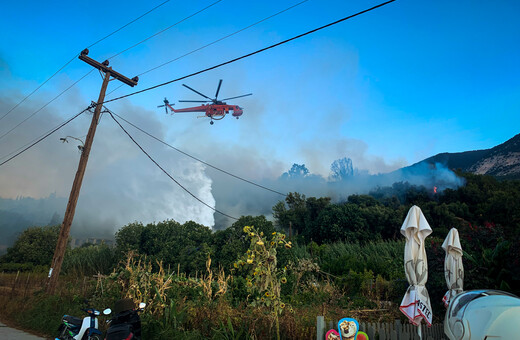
444,289 -> 520,339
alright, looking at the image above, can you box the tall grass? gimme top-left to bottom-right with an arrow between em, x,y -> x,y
62,243 -> 117,276
0,242 -> 408,339
0,272 -> 99,337
299,239 -> 405,280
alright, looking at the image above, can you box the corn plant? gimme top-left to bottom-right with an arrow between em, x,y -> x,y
236,225 -> 292,340
199,254 -> 230,302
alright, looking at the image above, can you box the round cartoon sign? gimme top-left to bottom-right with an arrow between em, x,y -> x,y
326,329 -> 340,340
356,330 -> 369,340
337,318 -> 359,340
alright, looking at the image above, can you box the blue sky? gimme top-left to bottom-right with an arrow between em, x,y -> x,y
0,0 -> 519,230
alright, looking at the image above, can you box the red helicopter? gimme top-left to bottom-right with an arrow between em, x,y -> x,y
158,79 -> 252,125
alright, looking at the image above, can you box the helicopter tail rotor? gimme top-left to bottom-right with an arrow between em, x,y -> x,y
157,97 -> 174,114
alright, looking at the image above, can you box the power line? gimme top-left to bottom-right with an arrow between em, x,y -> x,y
107,0 -> 223,61
107,0 -> 309,97
0,106 -> 91,167
0,121 -> 70,163
0,57 -> 78,123
0,1 -> 222,142
0,70 -> 94,142
109,109 -> 286,196
108,109 -> 238,220
87,0 -> 172,50
0,0 -> 171,124
103,0 -> 397,105
136,0 -> 308,77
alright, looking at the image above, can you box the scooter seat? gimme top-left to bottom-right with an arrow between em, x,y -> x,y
106,323 -> 133,340
63,315 -> 83,327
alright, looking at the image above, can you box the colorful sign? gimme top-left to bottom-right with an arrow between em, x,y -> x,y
356,331 -> 369,340
337,318 -> 359,340
326,329 -> 340,340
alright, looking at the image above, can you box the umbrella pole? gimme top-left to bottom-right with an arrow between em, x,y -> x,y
418,324 -> 422,339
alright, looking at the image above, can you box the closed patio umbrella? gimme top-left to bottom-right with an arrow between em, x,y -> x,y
442,228 -> 464,307
399,205 -> 433,338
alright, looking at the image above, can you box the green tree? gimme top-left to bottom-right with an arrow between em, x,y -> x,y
312,203 -> 368,243
115,221 -> 145,255
273,193 -> 331,241
1,225 -> 60,266
273,192 -> 307,235
137,220 -> 213,273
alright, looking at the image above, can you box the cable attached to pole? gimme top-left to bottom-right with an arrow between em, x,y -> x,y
0,0 -> 171,123
0,70 -> 94,142
109,110 -> 287,196
0,105 -> 92,167
0,1 -> 224,141
103,0 -> 396,105
108,109 -> 239,220
107,0 -> 223,61
107,0 -> 309,97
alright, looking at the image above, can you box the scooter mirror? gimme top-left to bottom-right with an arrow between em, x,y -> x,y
139,302 -> 146,309
103,308 -> 112,315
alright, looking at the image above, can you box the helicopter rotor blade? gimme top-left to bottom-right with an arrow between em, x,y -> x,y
157,104 -> 168,114
178,100 -> 211,103
221,93 -> 253,101
215,79 -> 223,100
182,84 -> 212,101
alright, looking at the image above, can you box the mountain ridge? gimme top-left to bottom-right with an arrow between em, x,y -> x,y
408,133 -> 520,179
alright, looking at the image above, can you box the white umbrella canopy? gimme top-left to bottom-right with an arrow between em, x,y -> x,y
442,228 -> 464,307
399,205 -> 433,329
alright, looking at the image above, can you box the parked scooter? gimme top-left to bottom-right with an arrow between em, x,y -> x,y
56,307 -> 104,340
104,299 -> 146,340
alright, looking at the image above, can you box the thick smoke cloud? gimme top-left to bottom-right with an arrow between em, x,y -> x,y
0,93 -> 215,245
210,158 -> 465,228
0,88 -> 465,245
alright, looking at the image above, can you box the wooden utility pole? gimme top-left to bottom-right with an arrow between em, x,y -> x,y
47,49 -> 138,294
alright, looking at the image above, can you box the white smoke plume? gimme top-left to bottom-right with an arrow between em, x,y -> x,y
0,88 -> 465,242
0,93 -> 215,243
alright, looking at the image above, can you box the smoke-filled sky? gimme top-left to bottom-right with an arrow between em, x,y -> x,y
0,0 -> 519,235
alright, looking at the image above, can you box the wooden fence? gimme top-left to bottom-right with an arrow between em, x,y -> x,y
317,316 -> 448,340
0,271 -> 47,298
0,271 -> 93,298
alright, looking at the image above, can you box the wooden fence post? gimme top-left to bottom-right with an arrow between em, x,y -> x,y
367,324 -> 375,339
394,319 -> 401,339
317,316 -> 325,340
10,270 -> 20,297
23,272 -> 30,298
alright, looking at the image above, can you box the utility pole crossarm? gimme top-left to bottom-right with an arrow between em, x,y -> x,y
79,49 -> 138,87
47,50 -> 138,294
